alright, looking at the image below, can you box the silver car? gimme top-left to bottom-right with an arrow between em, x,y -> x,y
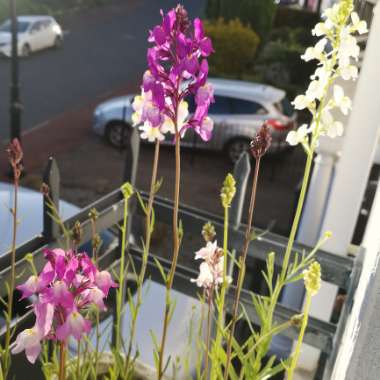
92,78 -> 296,162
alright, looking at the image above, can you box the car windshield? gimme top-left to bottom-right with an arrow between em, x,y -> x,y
0,20 -> 30,33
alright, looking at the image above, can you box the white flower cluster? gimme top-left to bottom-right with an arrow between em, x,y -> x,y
191,241 -> 231,292
287,3 -> 367,147
131,74 -> 189,142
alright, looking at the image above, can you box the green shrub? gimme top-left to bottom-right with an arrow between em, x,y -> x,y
205,0 -> 276,42
258,40 -> 314,88
205,18 -> 260,78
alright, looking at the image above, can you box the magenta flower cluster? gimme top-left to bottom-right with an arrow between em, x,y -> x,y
132,5 -> 215,142
11,248 -> 117,363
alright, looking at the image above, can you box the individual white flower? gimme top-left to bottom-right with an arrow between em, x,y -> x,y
195,241 -> 218,261
333,85 -> 351,115
310,65 -> 329,82
312,23 -> 326,37
321,108 -> 334,126
338,28 -> 360,61
139,123 -> 165,142
191,261 -> 214,288
301,38 -> 327,62
160,100 -> 189,134
351,12 -> 368,35
131,90 -> 152,126
326,121 -> 344,138
306,80 -> 325,102
340,64 -> 358,81
286,124 -> 309,146
292,95 -> 312,110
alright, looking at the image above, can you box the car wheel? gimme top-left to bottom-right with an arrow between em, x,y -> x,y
54,35 -> 63,49
21,44 -> 31,57
226,139 -> 250,163
106,122 -> 130,148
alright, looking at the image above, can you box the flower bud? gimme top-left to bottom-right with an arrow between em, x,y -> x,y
89,208 -> 99,222
40,183 -> 50,197
72,221 -> 83,246
175,4 -> 190,32
250,124 -> 272,159
202,222 -> 216,243
221,173 -> 236,208
7,138 -> 23,179
303,261 -> 321,296
121,182 -> 134,200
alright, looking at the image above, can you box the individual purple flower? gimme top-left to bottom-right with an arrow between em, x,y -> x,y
41,280 -> 74,309
56,311 -> 92,341
132,5 -> 214,142
95,270 -> 118,297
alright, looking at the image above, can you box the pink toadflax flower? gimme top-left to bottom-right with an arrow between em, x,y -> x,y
191,241 -> 231,294
12,248 -> 116,363
132,5 -> 214,143
10,327 -> 42,364
56,311 -> 92,341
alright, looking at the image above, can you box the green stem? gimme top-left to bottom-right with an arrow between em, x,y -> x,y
210,206 -> 229,379
59,342 -> 66,380
224,157 -> 261,379
115,189 -> 130,352
3,177 -> 18,379
126,140 -> 160,376
76,340 -> 81,380
287,293 -> 312,379
203,291 -> 213,380
158,131 -> 181,380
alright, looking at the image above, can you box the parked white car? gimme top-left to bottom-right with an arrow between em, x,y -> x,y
92,78 -> 297,162
0,16 -> 63,57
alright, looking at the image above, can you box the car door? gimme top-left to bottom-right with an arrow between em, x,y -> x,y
41,19 -> 55,47
29,21 -> 44,50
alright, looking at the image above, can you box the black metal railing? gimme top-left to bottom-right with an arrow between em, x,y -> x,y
0,129 -> 362,375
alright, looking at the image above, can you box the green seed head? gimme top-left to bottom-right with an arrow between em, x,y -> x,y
303,261 -> 321,296
121,182 -> 134,200
221,173 -> 236,208
202,222 -> 216,243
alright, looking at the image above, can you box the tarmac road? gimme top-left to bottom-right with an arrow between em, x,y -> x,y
0,0 -> 205,139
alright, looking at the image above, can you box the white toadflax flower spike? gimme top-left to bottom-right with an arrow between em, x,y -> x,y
286,0 -> 366,148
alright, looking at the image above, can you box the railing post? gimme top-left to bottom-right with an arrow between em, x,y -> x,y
42,157 -> 60,242
230,152 -> 251,230
123,127 -> 140,185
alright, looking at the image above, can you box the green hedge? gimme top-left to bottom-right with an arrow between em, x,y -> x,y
205,18 -> 260,78
205,0 -> 276,42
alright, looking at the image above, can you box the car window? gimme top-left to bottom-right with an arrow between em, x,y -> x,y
42,20 -> 52,28
230,98 -> 267,115
0,20 -> 30,33
30,21 -> 42,32
208,95 -> 232,114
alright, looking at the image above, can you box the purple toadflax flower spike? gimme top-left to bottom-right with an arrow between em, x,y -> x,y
132,4 -> 215,142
